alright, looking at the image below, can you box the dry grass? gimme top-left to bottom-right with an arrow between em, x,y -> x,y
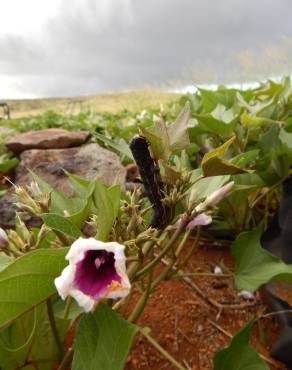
5,90 -> 179,118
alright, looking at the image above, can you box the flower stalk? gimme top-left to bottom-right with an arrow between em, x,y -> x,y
46,298 -> 64,360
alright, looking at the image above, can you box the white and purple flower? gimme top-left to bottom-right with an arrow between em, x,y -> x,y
55,238 -> 131,312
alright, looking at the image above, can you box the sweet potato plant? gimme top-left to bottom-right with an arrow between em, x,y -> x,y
1,78 -> 292,369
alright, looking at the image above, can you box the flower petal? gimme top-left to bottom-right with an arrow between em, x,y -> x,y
186,213 -> 212,229
70,288 -> 96,312
54,265 -> 75,299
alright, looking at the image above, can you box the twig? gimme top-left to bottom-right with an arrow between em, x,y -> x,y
184,277 -> 256,311
182,359 -> 192,370
178,328 -> 194,345
174,312 -> 179,352
258,309 -> 292,320
139,328 -> 186,370
159,257 -> 256,313
207,319 -> 283,369
171,272 -> 231,279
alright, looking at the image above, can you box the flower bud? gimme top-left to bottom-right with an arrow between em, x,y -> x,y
195,181 -> 234,212
0,228 -> 8,248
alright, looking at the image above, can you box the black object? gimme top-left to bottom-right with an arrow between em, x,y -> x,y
261,175 -> 292,369
129,135 -> 170,229
0,103 -> 10,120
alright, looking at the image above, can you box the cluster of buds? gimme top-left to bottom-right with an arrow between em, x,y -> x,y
124,227 -> 157,256
115,188 -> 144,241
5,214 -> 49,256
14,182 -> 51,217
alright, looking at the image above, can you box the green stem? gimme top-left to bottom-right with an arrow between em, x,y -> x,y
175,229 -> 192,257
251,178 -> 284,208
127,237 -> 158,280
57,349 -> 73,370
174,227 -> 201,272
151,229 -> 191,289
54,230 -> 70,246
63,296 -> 72,320
135,217 -> 188,280
139,328 -> 186,370
128,267 -> 153,323
46,298 -> 63,359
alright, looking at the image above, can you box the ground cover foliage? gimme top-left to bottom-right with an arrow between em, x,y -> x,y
1,77 -> 292,369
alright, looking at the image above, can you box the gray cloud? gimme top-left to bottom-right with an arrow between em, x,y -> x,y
1,0 -> 292,98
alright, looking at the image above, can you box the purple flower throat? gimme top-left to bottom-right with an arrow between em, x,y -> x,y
74,250 -> 121,298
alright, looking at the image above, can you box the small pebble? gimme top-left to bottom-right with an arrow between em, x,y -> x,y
238,290 -> 256,301
214,266 -> 223,275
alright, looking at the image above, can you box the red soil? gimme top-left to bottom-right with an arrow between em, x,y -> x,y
125,242 -> 287,370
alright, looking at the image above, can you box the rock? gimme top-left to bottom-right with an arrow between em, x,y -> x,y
0,143 -> 126,228
6,128 -> 92,154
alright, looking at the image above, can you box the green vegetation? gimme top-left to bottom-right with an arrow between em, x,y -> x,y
1,77 -> 292,369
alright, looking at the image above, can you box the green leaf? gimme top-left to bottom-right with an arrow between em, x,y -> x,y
0,302 -> 70,370
0,309 -> 35,370
193,113 -> 236,137
232,227 -> 292,291
67,197 -> 93,229
202,137 -> 249,177
95,133 -> 133,160
42,213 -> 82,239
160,161 -> 181,185
191,175 -> 230,199
0,154 -> 19,173
0,255 -> 12,272
168,102 -> 190,152
240,111 -> 276,127
199,88 -> 237,112
29,303 -> 70,370
279,128 -> 292,152
66,172 -> 95,198
30,171 -> 87,217
213,320 -> 269,370
0,248 -> 68,328
107,185 -> 122,219
202,137 -> 235,164
139,121 -> 171,160
231,150 -> 259,168
93,180 -> 121,241
72,304 -> 137,370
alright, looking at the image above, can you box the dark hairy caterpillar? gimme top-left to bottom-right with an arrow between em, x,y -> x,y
129,135 -> 170,229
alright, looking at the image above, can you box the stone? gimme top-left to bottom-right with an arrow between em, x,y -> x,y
0,143 -> 126,228
6,128 -> 92,154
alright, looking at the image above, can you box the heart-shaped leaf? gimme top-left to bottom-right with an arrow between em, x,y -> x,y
72,304 -> 137,370
232,227 -> 292,291
0,248 -> 68,328
213,320 -> 268,370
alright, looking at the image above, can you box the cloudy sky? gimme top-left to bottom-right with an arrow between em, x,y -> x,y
1,0 -> 292,98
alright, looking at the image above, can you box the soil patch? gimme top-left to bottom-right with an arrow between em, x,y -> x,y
125,242 -> 286,370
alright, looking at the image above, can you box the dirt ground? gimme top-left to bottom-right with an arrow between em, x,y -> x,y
125,241 -> 287,370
